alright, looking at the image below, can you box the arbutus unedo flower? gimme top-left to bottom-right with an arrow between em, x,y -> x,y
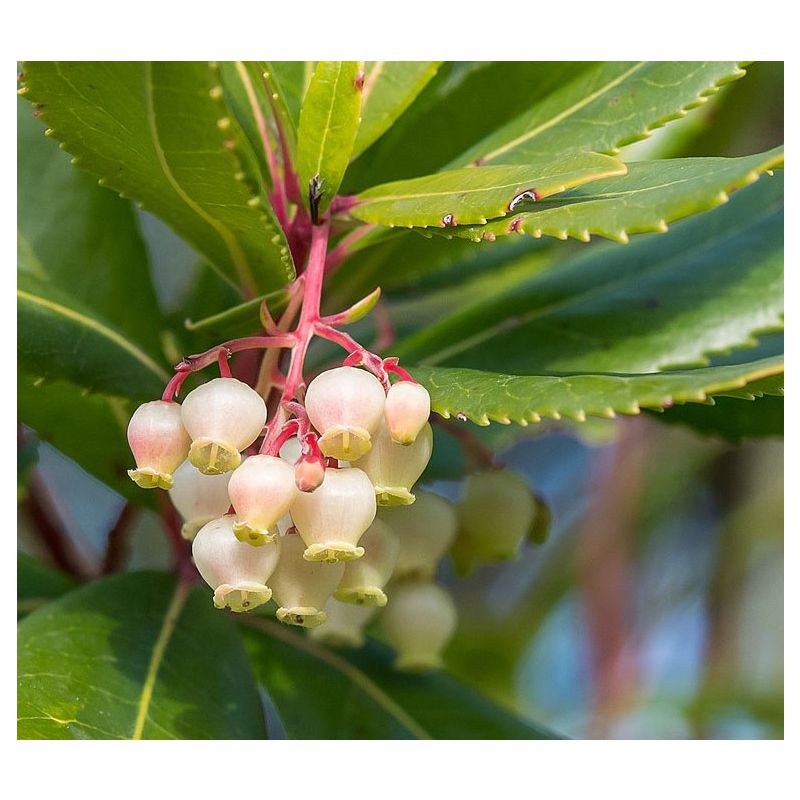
227,455 -> 298,546
309,598 -> 379,649
452,470 -> 537,574
384,381 -> 431,445
335,518 -> 399,607
378,491 -> 457,580
304,366 -> 386,461
127,400 -> 190,490
291,467 -> 377,563
269,531 -> 345,627
358,420 -> 433,506
381,580 -> 457,671
181,377 -> 267,475
192,515 -> 280,613
169,460 -> 234,541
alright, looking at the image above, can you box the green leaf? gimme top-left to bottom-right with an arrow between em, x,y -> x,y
395,174 -> 783,375
17,95 -> 163,355
448,61 -> 747,167
18,374 -> 146,505
441,147 -> 784,244
264,61 -> 314,133
297,61 -> 362,214
184,287 -> 290,339
352,61 -> 442,157
351,153 -> 626,228
409,355 -> 782,426
18,272 -> 168,399
342,62 -> 596,193
18,552 -> 76,619
18,572 -> 267,739
20,61 -> 294,296
242,617 -> 559,739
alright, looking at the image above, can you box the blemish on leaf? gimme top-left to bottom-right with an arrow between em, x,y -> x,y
441,213 -> 457,227
508,189 -> 539,212
354,71 -> 366,92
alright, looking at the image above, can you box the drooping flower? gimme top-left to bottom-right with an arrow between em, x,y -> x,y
304,367 -> 385,461
335,518 -> 399,607
381,580 -> 457,671
181,378 -> 267,475
383,381 -> 431,445
127,400 -> 191,490
357,420 -> 433,506
192,515 -> 280,612
169,460 -> 233,540
308,598 -> 379,648
378,491 -> 457,579
269,532 -> 345,627
227,455 -> 298,546
291,467 -> 376,562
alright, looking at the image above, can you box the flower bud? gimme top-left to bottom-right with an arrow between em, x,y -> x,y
169,460 -> 233,540
294,455 -> 326,492
384,381 -> 431,445
181,378 -> 267,475
309,598 -> 378,648
270,532 -> 345,627
291,467 -> 376,563
382,581 -> 456,671
453,471 -> 536,573
358,421 -> 433,506
228,455 -> 298,546
335,519 -> 399,607
192,515 -> 280,612
378,491 -> 457,579
305,367 -> 385,461
127,400 -> 191,490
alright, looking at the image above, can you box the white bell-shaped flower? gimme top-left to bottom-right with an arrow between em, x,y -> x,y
192,515 -> 280,612
279,436 -> 302,465
291,467 -> 376,563
309,598 -> 378,648
384,381 -> 431,445
228,455 -> 298,546
304,367 -> 386,461
269,532 -> 345,627
127,400 -> 191,490
382,581 -> 457,671
453,471 -> 536,572
335,518 -> 399,607
181,377 -> 267,475
357,420 -> 433,506
169,460 -> 233,540
379,491 -> 457,579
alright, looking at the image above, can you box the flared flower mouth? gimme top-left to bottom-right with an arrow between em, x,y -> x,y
394,652 -> 444,672
302,541 -> 365,563
374,485 -> 416,506
232,520 -> 278,547
334,585 -> 388,607
127,467 -> 174,490
276,606 -> 327,628
189,437 -> 241,475
212,582 -> 272,613
318,425 -> 372,461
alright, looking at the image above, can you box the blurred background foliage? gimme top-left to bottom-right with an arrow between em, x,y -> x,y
17,62 -> 783,739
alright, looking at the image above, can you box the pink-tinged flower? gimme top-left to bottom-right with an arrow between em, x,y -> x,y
127,400 -> 191,490
384,381 -> 431,445
228,455 -> 298,546
294,455 -> 326,493
269,532 -> 345,627
335,519 -> 399,607
382,581 -> 457,671
358,420 -> 433,506
192,515 -> 280,613
304,367 -> 385,461
452,471 -> 536,574
308,598 -> 379,648
181,378 -> 267,475
169,460 -> 233,540
291,467 -> 376,563
378,491 -> 457,579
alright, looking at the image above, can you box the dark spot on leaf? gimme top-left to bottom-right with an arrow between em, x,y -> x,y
508,189 -> 539,212
354,71 -> 365,92
441,213 -> 457,227
608,96 -> 620,106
